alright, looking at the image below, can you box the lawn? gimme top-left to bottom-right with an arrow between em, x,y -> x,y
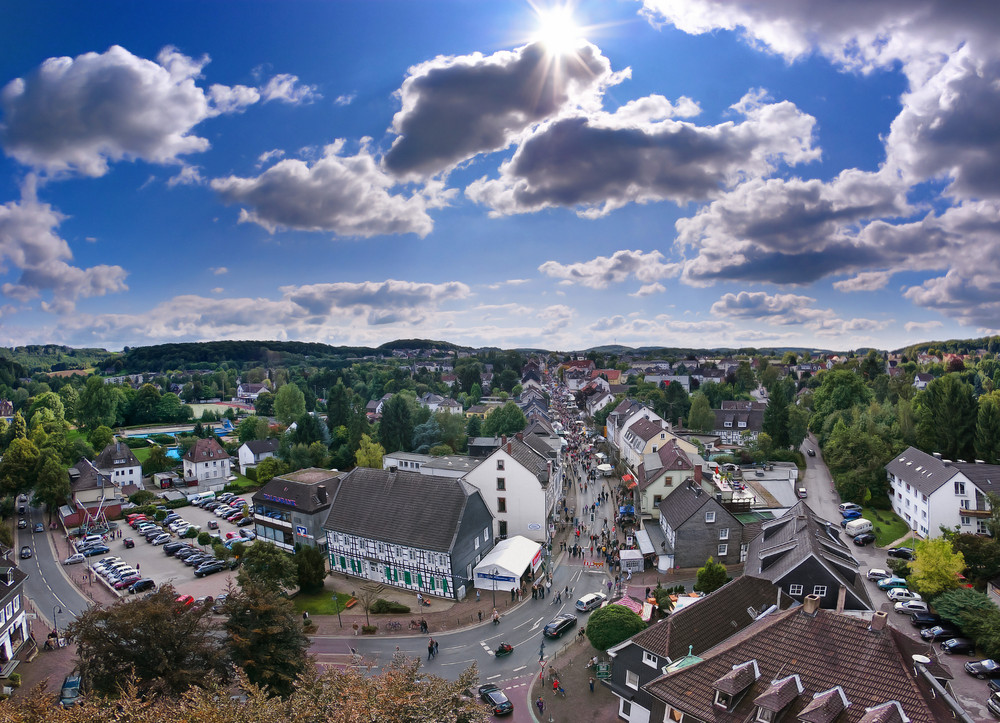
225,472 -> 258,491
293,589 -> 353,616
132,447 -> 152,463
863,507 -> 910,546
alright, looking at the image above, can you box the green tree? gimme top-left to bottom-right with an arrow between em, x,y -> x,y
238,541 -> 299,593
58,383 -> 79,421
326,379 -> 352,430
0,437 -> 40,497
810,370 -> 873,438
27,391 -> 65,423
255,390 -> 275,417
412,417 -> 442,453
687,393 -> 715,433
694,556 -> 729,594
77,375 -> 122,430
88,424 -> 114,452
435,410 -> 467,453
786,405 -> 810,449
585,604 -> 647,650
128,383 -> 162,425
916,374 -> 977,461
466,415 -> 482,438
2,411 -> 27,447
481,401 -> 527,437
274,384 -> 307,426
142,445 -> 173,475
355,433 -> 385,468
197,530 -> 212,548
909,537 -> 965,597
237,414 -> 270,444
33,455 -> 71,514
734,361 -> 756,393
379,394 -> 414,453
658,381 -> 691,426
860,350 -> 884,381
935,587 -> 995,629
975,394 -> 1000,464
255,456 -> 287,485
762,388 -> 790,448
296,544 -> 328,594
946,532 -> 1000,586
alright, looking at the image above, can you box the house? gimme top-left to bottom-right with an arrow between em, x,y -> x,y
636,440 -> 699,520
182,437 -> 231,486
885,447 -> 995,538
656,482 -> 743,569
462,435 -> 554,544
0,562 -> 29,678
364,393 -> 394,419
237,438 -> 279,475
644,597 -> 961,723
62,457 -> 125,527
604,576 -> 794,723
252,467 -> 339,553
382,450 -> 480,479
236,381 -> 267,403
913,372 -> 934,390
743,501 -> 872,611
417,392 -> 463,414
0,400 -> 12,418
323,467 -> 494,600
93,442 -> 142,488
607,400 -> 663,455
712,401 -> 766,445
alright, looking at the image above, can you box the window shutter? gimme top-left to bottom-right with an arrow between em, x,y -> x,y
404,571 -> 412,585
339,556 -> 346,569
417,573 -> 423,587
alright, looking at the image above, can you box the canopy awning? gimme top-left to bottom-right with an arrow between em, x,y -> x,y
473,536 -> 543,592
634,528 -> 655,555
597,463 -> 613,473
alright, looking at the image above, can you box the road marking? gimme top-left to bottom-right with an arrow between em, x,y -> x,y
440,658 -> 475,667
487,673 -> 501,680
511,618 -> 531,630
530,616 -> 543,630
513,665 -> 526,672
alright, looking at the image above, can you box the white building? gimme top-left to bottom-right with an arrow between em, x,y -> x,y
0,563 -> 29,674
94,442 -> 142,488
237,438 -> 279,475
182,437 -> 232,486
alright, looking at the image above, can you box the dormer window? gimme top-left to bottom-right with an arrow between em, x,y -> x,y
497,459 -> 504,470
714,691 -> 733,709
755,709 -> 776,723
642,651 -> 658,668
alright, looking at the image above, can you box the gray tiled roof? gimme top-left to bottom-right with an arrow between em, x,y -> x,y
244,438 -> 279,455
628,417 -> 664,442
253,467 -> 340,513
658,483 -> 714,530
951,460 -> 1000,496
94,442 -> 139,470
323,468 -> 477,552
885,446 -> 962,497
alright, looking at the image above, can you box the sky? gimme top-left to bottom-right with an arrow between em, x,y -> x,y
0,0 -> 998,353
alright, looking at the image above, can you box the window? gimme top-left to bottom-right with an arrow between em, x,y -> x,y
626,670 -> 639,690
756,708 -> 776,723
705,511 -> 716,523
474,536 -> 480,550
724,421 -> 732,428
738,421 -> 747,428
718,544 -> 728,556
719,528 -> 729,540
813,585 -> 827,597
483,528 -> 489,542
653,495 -> 662,508
642,651 -> 658,668
621,701 -> 632,716
789,584 -> 803,596
498,520 -> 508,537
961,515 -> 971,525
955,481 -> 966,495
961,499 -> 971,509
497,478 -> 506,491
714,691 -> 733,709
497,497 -> 507,513
497,459 -> 505,471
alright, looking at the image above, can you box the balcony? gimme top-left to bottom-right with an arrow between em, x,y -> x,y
961,506 -> 992,518
254,513 -> 292,528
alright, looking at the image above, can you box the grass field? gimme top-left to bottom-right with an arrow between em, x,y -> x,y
188,402 -> 245,418
864,507 -> 910,546
293,589 -> 353,615
132,447 -> 152,463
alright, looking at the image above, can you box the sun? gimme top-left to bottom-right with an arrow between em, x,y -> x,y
531,4 -> 583,54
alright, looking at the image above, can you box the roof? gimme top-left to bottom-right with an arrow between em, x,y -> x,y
491,438 -> 549,484
243,438 -> 279,455
94,442 -> 140,470
182,437 -> 228,463
713,408 -> 765,433
721,400 -> 767,411
69,457 -> 110,493
658,483 -> 717,530
644,606 -> 953,723
421,455 -> 480,474
950,460 -> 1000,496
638,440 -> 693,491
323,468 -> 480,552
885,446 -> 963,497
628,417 -> 665,443
253,467 -> 341,513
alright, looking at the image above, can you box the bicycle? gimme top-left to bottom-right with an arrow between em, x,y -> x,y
386,620 -> 402,631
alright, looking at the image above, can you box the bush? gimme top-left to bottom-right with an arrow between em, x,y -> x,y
244,466 -> 258,482
123,438 -> 148,449
586,604 -> 647,650
152,434 -> 175,445
370,598 -> 411,614
9,673 -> 21,688
361,625 -> 378,634
129,490 -> 156,506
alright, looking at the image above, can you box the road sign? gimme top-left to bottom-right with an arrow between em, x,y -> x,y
596,662 -> 612,679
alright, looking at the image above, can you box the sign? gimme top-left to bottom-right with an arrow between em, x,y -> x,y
477,571 -> 516,583
531,547 -> 543,570
296,525 -> 309,536
596,662 -> 611,679
261,493 -> 296,507
527,523 -> 541,530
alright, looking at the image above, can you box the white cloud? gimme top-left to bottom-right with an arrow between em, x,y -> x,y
207,83 -> 260,113
486,278 -> 530,290
257,149 -> 286,166
710,291 -> 823,325
538,249 -> 679,289
166,164 -> 204,188
832,271 -> 892,292
383,40 -> 621,178
467,90 -> 819,217
211,266 -> 228,275
212,141 -> 441,238
281,279 -> 471,325
904,320 -> 943,333
260,73 -> 319,105
334,93 -> 356,106
211,287 -> 224,294
630,282 -> 666,297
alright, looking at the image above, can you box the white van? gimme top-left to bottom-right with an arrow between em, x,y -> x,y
844,518 -> 873,537
187,491 -> 216,506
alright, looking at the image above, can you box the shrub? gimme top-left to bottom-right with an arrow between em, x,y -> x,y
586,604 -> 647,650
152,434 -> 175,445
244,466 -> 258,482
361,625 -> 378,634
129,490 -> 156,506
371,598 -> 410,614
123,438 -> 148,449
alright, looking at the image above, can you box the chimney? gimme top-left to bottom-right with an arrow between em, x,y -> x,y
318,484 -> 328,503
802,594 -> 821,616
870,611 -> 888,632
516,432 -> 523,442
836,585 -> 847,613
943,459 -> 952,467
501,435 -> 507,446
933,452 -> 942,459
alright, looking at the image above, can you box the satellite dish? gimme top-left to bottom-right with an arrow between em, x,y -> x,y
912,655 -> 931,665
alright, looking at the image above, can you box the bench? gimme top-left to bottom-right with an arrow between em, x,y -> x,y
344,597 -> 358,609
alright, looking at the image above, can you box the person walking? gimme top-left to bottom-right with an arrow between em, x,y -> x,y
434,640 -> 439,657
492,608 -> 500,625
536,697 -> 545,716
427,639 -> 434,660
478,610 -> 483,622
589,676 -> 595,692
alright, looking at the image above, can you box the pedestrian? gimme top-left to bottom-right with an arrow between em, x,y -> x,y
478,610 -> 483,622
536,697 -> 545,715
556,591 -> 561,604
492,608 -> 500,625
428,639 -> 435,660
434,640 -> 439,656
511,587 -> 516,602
532,585 -> 538,600
589,676 -> 595,692
476,589 -> 480,603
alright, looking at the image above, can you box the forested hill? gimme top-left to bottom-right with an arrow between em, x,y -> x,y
119,341 -> 380,372
0,345 -> 111,373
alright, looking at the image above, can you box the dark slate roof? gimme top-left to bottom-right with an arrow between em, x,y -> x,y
798,687 -> 849,723
493,438 -> 549,484
884,446 -> 962,497
244,438 -> 279,455
951,460 -> 1000,496
644,607 -> 952,723
253,468 -> 340,513
713,660 -> 760,695
638,440 -> 693,491
627,576 -> 794,662
657,483 -> 715,530
628,417 -> 664,443
323,468 -> 478,552
182,437 -> 228,463
69,457 -> 110,493
94,442 -> 140,470
721,400 -> 767,411
744,501 -> 872,611
0,561 -> 27,605
713,408 -> 764,433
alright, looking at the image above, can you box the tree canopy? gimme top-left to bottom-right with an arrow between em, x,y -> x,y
586,604 -> 647,650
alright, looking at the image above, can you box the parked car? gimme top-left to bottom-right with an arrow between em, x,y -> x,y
151,533 -> 171,546
477,684 -> 514,716
910,612 -> 942,628
163,541 -> 186,554
838,503 -> 862,513
207,520 -> 219,530
841,509 -> 862,521
194,560 -> 226,577
63,553 -> 85,565
238,529 -> 256,540
128,578 -> 156,594
894,600 -> 929,615
867,568 -> 891,580
807,448 -> 816,457
236,517 -> 253,527
887,589 -> 922,603
59,675 -> 82,709
19,546 -> 31,559
575,592 -> 607,612
966,659 -> 1000,679
175,594 -> 195,607
853,533 -> 876,546
887,547 -> 915,561
114,574 -> 143,590
941,637 -> 977,655
82,545 -> 110,557
123,537 -> 135,549
543,613 -> 578,639
175,547 -> 198,560
211,594 -> 229,613
876,577 -> 908,590
33,522 -> 44,533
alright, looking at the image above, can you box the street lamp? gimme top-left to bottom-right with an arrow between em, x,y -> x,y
491,568 -> 498,608
53,605 -> 62,638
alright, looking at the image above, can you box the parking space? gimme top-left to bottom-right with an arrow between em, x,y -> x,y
74,493 -> 255,601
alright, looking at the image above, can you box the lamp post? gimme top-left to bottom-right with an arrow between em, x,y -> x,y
53,605 -> 62,638
492,568 -> 498,608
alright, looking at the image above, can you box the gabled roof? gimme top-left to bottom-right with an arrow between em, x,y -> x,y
721,400 -> 767,411
885,446 -> 964,497
489,437 -> 549,484
713,408 -> 764,432
658,483 -> 717,529
94,442 -> 140,470
952,460 -> 1000,496
639,440 -> 694,491
627,417 -> 664,443
69,457 -> 111,493
243,438 -> 279,455
323,468 -> 479,552
182,437 -> 228,463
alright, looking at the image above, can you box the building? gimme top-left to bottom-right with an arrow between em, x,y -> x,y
743,501 -> 872,611
93,441 -> 142,488
656,482 -> 744,569
62,457 -> 125,528
712,401 -> 766,445
236,381 -> 268,403
382,450 -> 480,479
252,467 -> 339,553
237,438 -> 279,475
0,562 -> 29,678
323,467 -> 493,600
635,440 -> 699,520
182,437 -> 232,486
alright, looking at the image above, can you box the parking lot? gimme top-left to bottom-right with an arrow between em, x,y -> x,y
71,493 -> 256,601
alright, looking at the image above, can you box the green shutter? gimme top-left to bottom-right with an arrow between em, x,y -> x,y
385,566 -> 391,579
429,576 -> 436,590
417,573 -> 423,587
339,556 -> 346,569
393,568 -> 399,582
442,578 -> 448,593
404,571 -> 412,585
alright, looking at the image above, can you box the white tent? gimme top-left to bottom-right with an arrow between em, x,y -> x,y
473,536 -> 543,592
620,549 -> 644,573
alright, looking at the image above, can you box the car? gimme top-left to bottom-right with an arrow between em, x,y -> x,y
477,684 -> 514,716
226,511 -> 245,522
807,448 -> 816,457
867,568 -> 890,580
175,547 -> 198,559
894,600 -> 929,615
194,560 -> 226,577
887,547 -> 915,561
59,675 -> 82,708
922,625 -> 961,642
966,659 -> 1000,679
123,537 -> 135,548
239,529 -> 256,540
214,506 -> 234,517
841,509 -> 862,521
114,574 -> 143,590
163,513 -> 181,523
17,518 -> 27,529
175,594 -> 195,607
19,546 -> 31,559
910,612 -> 942,628
887,589 -> 922,603
151,533 -> 171,545
236,516 -> 253,527
543,613 -> 578,639
33,522 -> 44,533
838,503 -> 862,513
941,637 -> 977,655
207,520 -> 219,530
144,529 -> 163,541
63,553 -> 85,565
575,592 -> 607,612
211,594 -> 229,613
128,578 -> 156,594
82,545 -> 110,557
876,577 -> 908,590
163,541 -> 186,554
853,533 -> 876,546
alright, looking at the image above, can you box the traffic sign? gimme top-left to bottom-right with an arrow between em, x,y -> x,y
596,662 -> 611,679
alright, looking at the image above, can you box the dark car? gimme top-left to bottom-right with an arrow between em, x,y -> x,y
59,675 -> 82,708
185,554 -> 213,567
123,537 -> 135,549
807,448 -> 816,457
853,533 -> 876,546
921,624 -> 961,641
236,516 -> 253,527
941,637 -> 977,655
128,578 -> 156,594
17,518 -> 27,529
211,594 -> 229,613
910,612 -> 942,628
966,659 -> 1000,679
19,546 -> 31,559
33,522 -> 44,533
82,545 -> 110,557
543,613 -> 578,639
194,560 -> 226,577
478,684 -> 513,716
175,547 -> 198,559
887,547 -> 915,561
163,541 -> 185,554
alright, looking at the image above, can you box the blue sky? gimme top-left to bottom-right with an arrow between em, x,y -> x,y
1,0 -> 997,352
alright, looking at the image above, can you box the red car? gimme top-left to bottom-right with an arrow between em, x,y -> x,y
175,595 -> 195,607
114,574 -> 142,590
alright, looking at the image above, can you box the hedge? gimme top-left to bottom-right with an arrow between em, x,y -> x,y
371,598 -> 411,614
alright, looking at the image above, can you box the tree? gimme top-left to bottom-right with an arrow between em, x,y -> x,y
935,587 -> 996,629
694,557 -> 729,594
762,388 -> 790,448
255,456 -> 287,485
809,370 -> 873,438
237,414 -> 270,444
88,424 -> 114,452
33,455 -> 71,514
658,381 -> 690,426
223,581 -> 310,698
908,537 -> 965,597
238,541 -> 299,593
946,532 -> 1000,586
273,384 -> 307,425
976,394 -> 1000,464
65,585 -> 227,696
77,375 -> 122,430
326,379 -> 352,430
296,544 -> 327,594
412,417 -> 442,453
142,445 -> 173,475
586,603 -> 647,650
786,405 -> 810,449
255,390 -> 275,417
916,374 -> 977,461
27,391 -> 65,423
687,393 -> 715,433
481,402 -> 527,437
0,437 -> 40,497
379,394 -> 414,453
197,530 -> 212,548
355,433 -> 385,469
466,415 -> 482,438
290,411 -> 327,446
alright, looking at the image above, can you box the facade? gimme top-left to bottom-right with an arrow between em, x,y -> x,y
252,467 -> 339,553
0,563 -> 29,675
323,467 -> 494,600
93,442 -> 142,487
237,438 -> 279,475
622,417 -> 671,470
712,401 -> 765,445
182,437 -> 232,485
636,440 -> 698,520
63,457 -> 124,527
236,381 -> 267,403
657,483 -> 743,569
